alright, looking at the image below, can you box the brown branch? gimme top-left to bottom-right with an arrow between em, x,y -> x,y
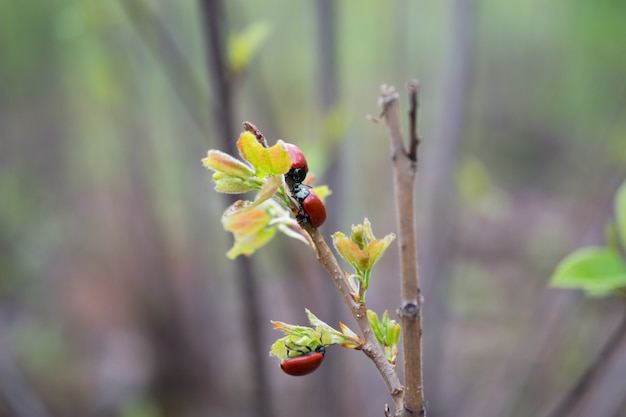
304,224 -> 405,413
241,120 -> 404,409
380,83 -> 425,416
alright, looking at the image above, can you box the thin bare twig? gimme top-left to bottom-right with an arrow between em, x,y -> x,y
407,79 -> 420,161
241,120 -> 404,409
243,121 -> 268,147
380,83 -> 425,416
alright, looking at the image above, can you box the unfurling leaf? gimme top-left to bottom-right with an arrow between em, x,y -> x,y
203,149 -> 254,178
222,202 -> 276,259
333,232 -> 370,271
213,173 -> 257,194
203,150 -> 260,193
332,219 -> 395,301
367,309 -> 400,364
269,309 -> 363,360
306,309 -> 363,348
237,132 -> 291,178
334,219 -> 395,273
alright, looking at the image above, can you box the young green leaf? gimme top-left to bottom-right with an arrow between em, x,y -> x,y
202,149 -> 254,178
333,219 -> 395,273
237,133 -> 291,178
367,309 -> 400,364
550,247 -> 626,296
333,232 -> 370,272
387,320 -> 401,347
222,202 -> 277,259
269,331 -> 325,361
332,219 -> 395,301
212,173 -> 257,194
269,309 -> 362,360
306,309 -> 363,348
367,309 -> 385,344
203,150 -> 262,193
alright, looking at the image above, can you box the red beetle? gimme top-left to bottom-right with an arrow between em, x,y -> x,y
284,143 -> 309,185
292,186 -> 326,228
280,345 -> 326,376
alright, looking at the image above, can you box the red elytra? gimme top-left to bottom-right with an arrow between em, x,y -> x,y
280,347 -> 325,376
292,186 -> 326,228
284,143 -> 308,185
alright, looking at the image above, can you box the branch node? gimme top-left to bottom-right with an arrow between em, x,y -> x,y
381,80 -> 425,415
379,84 -> 400,117
400,301 -> 419,318
404,404 -> 426,416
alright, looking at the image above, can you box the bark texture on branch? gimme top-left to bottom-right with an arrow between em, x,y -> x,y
380,81 -> 426,416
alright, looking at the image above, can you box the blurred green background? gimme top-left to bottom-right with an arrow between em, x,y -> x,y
1,1 -> 626,417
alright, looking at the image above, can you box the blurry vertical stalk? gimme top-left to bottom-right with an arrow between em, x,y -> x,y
314,0 -> 346,416
119,2 -> 224,413
420,0 -> 475,413
198,2 -> 272,417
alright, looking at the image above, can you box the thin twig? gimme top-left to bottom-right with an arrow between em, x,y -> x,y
244,121 -> 404,408
380,83 -> 425,416
407,79 -> 420,161
243,121 -> 268,147
304,225 -> 405,412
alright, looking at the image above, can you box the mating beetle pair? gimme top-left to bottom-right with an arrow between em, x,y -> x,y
284,143 -> 326,229
276,144 -> 327,377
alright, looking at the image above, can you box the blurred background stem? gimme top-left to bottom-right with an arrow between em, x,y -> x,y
199,1 -> 273,417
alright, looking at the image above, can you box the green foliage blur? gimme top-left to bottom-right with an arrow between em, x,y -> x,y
551,179 -> 626,297
1,1 -> 625,417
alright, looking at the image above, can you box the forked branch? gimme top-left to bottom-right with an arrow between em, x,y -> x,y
380,81 -> 426,416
